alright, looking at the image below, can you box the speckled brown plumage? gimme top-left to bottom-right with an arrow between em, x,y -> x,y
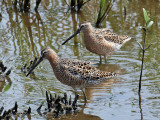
27,48 -> 117,89
45,48 -> 116,85
62,22 -> 132,62
81,22 -> 131,57
26,48 -> 117,102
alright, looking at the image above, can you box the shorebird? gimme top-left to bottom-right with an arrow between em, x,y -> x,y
62,22 -> 131,62
26,48 -> 117,102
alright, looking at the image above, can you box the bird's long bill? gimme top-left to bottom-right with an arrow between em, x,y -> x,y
62,27 -> 81,45
26,56 -> 44,77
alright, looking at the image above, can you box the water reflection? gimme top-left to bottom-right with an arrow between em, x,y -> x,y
59,76 -> 118,103
139,93 -> 143,120
6,8 -> 47,55
57,108 -> 102,120
44,105 -> 102,120
0,0 -> 160,119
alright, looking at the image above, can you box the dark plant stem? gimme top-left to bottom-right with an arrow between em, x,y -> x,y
35,0 -> 41,11
24,0 -> 30,12
71,0 -> 76,8
138,29 -> 146,95
13,0 -> 17,8
64,0 -> 69,7
96,0 -> 113,27
138,92 -> 143,120
19,0 -> 23,11
77,0 -> 83,11
99,4 -> 112,24
124,6 -> 126,16
82,0 -> 91,6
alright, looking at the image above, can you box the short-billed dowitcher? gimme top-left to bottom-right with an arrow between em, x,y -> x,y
62,22 -> 131,62
26,48 -> 117,102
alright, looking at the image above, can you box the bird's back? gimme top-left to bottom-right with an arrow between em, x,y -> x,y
93,28 -> 131,50
94,28 -> 113,35
54,58 -> 117,86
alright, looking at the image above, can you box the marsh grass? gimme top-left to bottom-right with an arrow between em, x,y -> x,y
96,0 -> 113,27
65,0 -> 91,12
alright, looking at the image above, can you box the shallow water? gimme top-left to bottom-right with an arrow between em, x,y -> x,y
0,0 -> 160,119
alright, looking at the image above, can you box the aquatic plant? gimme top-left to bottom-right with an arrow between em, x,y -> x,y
0,61 -> 11,77
123,0 -> 127,15
13,0 -> 42,12
0,61 -> 12,92
21,57 -> 38,73
12,0 -> 30,11
138,8 -> 154,94
35,0 -> 42,11
96,0 -> 113,27
0,92 -> 79,119
64,0 -> 91,11
23,0 -> 30,11
0,102 -> 31,119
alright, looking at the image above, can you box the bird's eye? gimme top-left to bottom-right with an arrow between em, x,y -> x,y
41,51 -> 47,55
81,24 -> 85,27
43,51 -> 47,54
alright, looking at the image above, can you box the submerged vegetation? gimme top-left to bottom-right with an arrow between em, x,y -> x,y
0,92 -> 79,119
0,61 -> 11,77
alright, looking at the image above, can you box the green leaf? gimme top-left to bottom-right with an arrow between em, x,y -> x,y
100,0 -> 105,9
143,8 -> 150,24
3,82 -> 12,92
98,0 -> 105,20
147,21 -> 154,29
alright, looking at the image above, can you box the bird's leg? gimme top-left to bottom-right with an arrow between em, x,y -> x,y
82,89 -> 87,103
104,55 -> 107,64
99,55 -> 102,64
74,90 -> 77,97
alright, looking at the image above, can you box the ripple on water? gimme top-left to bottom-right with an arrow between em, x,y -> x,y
0,0 -> 160,119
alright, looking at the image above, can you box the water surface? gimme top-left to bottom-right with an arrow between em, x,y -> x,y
0,0 -> 160,119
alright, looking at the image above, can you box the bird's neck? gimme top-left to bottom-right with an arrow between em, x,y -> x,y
46,54 -> 60,68
83,27 -> 95,44
83,25 -> 93,33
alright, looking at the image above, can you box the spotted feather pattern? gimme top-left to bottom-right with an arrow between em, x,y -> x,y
104,33 -> 131,44
77,22 -> 132,57
58,59 -> 117,83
